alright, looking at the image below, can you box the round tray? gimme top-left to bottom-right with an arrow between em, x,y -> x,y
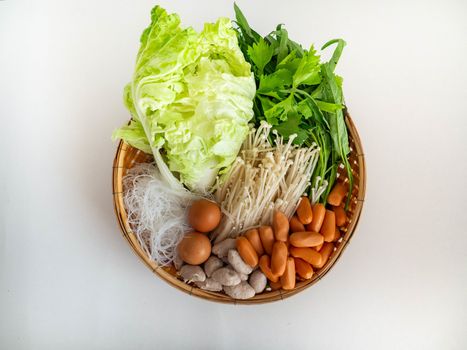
112,113 -> 366,304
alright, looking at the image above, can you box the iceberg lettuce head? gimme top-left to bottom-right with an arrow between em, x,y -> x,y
114,6 -> 256,193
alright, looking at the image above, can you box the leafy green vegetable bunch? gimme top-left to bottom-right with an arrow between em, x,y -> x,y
114,6 -> 256,194
233,4 -> 353,205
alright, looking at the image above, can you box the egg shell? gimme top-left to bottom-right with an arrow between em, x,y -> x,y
178,231 -> 212,265
188,199 -> 221,233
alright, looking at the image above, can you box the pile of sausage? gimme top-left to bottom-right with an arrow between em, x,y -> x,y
177,182 -> 349,297
234,182 -> 349,291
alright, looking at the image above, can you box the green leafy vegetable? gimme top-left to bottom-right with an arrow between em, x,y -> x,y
233,4 -> 353,205
320,60 -> 353,203
293,48 -> 321,87
247,38 -> 274,75
113,6 -> 256,193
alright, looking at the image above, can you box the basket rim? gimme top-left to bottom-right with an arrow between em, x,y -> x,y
112,113 -> 366,304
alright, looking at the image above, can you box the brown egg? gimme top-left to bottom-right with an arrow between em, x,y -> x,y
178,232 -> 211,265
188,199 -> 221,233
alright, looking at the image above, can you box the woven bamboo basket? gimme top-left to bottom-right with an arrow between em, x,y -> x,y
112,112 -> 365,304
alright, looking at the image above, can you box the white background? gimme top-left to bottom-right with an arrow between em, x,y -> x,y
1,0 -> 466,349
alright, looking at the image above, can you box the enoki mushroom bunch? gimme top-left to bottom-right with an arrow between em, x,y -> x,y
212,122 -> 323,243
